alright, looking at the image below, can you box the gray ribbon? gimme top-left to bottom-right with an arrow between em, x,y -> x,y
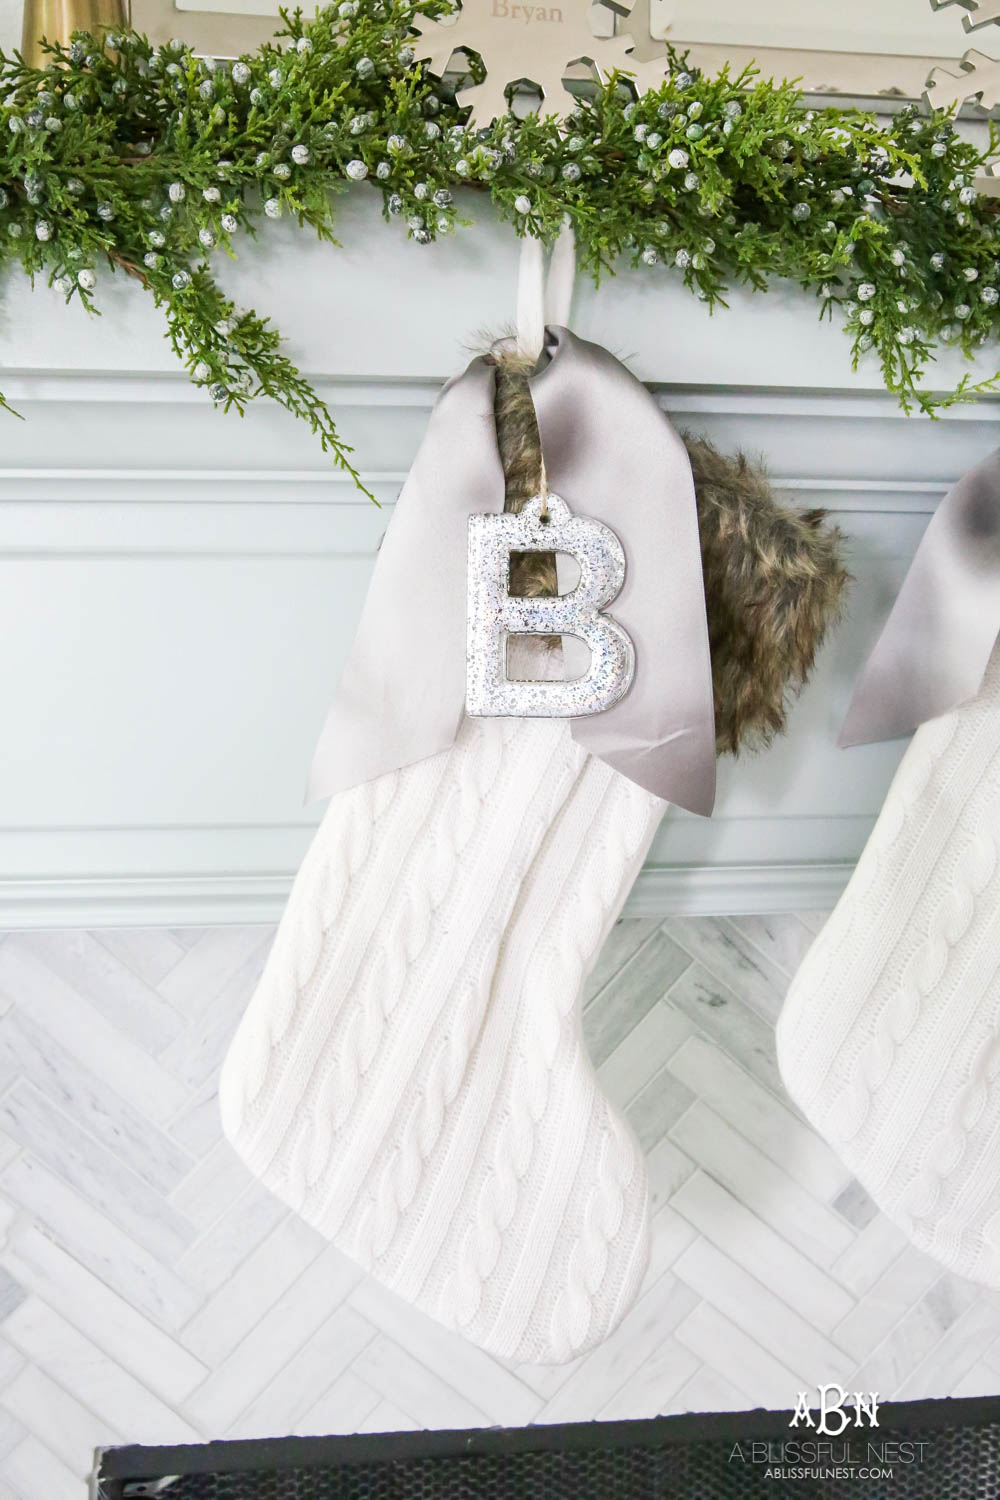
307,326 -> 717,816
840,447 -> 1000,746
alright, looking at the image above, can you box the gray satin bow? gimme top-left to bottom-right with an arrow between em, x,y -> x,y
307,326 -> 717,816
841,448 -> 1000,746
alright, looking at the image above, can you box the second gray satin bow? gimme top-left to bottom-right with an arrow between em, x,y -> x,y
841,448 -> 1000,746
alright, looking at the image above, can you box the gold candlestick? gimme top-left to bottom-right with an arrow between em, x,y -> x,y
20,0 -> 126,69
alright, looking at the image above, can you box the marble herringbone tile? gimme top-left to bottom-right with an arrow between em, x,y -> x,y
0,915 -> 996,1494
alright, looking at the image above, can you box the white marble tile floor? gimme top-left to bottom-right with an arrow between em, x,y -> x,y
0,915 -> 995,1497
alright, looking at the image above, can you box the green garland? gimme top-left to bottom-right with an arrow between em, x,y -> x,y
2,0 -> 1000,493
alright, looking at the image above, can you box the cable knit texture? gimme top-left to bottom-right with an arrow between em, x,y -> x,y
219,711 -> 665,1362
777,640 -> 1000,1285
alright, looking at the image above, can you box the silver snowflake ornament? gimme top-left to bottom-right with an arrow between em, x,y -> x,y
413,0 -> 666,128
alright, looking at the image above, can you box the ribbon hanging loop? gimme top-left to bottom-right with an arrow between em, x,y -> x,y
516,219 -> 576,362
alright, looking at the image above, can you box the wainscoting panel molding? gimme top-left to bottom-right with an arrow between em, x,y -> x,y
2,197 -> 997,925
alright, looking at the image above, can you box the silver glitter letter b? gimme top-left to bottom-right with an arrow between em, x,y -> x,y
466,492 -> 635,717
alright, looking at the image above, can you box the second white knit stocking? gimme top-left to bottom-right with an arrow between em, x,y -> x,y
220,712 -> 664,1361
777,640 -> 1000,1285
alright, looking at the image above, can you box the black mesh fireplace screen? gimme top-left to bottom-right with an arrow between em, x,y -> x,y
94,1395 -> 1000,1500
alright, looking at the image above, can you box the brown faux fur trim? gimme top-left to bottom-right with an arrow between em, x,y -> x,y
486,346 -> 850,757
688,435 -> 849,756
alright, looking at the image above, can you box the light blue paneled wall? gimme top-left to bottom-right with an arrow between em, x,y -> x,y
2,193 -> 997,923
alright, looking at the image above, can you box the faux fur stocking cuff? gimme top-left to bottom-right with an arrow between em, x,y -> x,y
489,350 -> 849,756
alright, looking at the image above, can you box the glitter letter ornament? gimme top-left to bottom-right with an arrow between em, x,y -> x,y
466,491 -> 635,717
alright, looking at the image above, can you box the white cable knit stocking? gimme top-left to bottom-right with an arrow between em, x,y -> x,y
777,640 -> 1000,1285
220,712 -> 665,1361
